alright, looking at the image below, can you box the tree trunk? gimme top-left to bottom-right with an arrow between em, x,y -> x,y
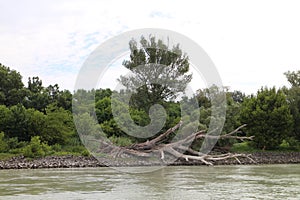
95,122 -> 255,166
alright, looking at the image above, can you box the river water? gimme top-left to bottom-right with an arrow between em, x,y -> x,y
0,164 -> 299,200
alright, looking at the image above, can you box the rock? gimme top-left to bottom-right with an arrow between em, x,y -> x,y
0,152 -> 300,170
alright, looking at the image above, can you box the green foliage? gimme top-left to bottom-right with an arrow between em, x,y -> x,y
43,105 -> 75,145
230,90 -> 246,103
51,143 -> 62,152
7,104 -> 28,141
2,57 -> 300,159
22,77 -> 72,112
0,132 -> 8,153
195,89 -> 211,108
223,93 -> 242,133
61,144 -> 89,155
129,108 -> 151,127
56,90 -> 73,111
74,113 -> 103,138
100,119 -> 123,138
240,87 -> 293,150
284,70 -> 300,87
119,35 -> 192,111
279,138 -> 300,151
284,70 -> 300,141
109,135 -> 133,147
0,105 -> 12,133
5,137 -> 21,150
165,102 -> 181,129
81,149 -> 90,156
24,77 -> 50,112
287,87 -> 300,140
0,63 -> 24,106
95,88 -> 112,102
217,92 -> 243,147
25,108 -> 47,139
0,132 -> 22,153
72,89 -> 95,114
0,153 -> 17,160
21,136 -> 51,158
230,142 -> 257,152
95,97 -> 113,123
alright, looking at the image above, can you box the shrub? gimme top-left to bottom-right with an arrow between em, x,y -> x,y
230,142 -> 257,152
279,138 -> 300,151
81,149 -> 90,156
51,143 -> 62,152
240,87 -> 293,150
21,136 -> 51,158
0,132 -> 8,153
6,137 -> 20,149
109,135 -> 133,147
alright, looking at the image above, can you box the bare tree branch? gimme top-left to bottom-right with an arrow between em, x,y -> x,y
94,123 -> 255,165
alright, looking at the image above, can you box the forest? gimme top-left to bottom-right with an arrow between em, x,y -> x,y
0,36 -> 299,160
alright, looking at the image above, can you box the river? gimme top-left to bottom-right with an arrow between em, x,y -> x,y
0,164 -> 299,199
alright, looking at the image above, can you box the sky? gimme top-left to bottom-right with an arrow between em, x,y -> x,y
0,0 -> 300,94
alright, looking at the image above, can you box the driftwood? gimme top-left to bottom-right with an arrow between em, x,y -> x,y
95,122 -> 255,166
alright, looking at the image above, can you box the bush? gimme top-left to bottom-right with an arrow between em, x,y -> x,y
230,142 -> 257,152
81,149 -> 90,156
6,137 -> 20,149
279,138 -> 300,151
51,143 -> 62,152
51,145 -> 90,157
109,135 -> 133,147
21,136 -> 51,158
0,132 -> 8,153
62,145 -> 88,154
240,87 -> 293,150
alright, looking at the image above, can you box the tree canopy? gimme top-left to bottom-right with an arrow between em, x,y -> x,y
118,36 -> 192,110
284,70 -> 300,87
284,70 -> 300,141
1,55 -> 300,158
0,63 -> 24,106
240,87 -> 293,150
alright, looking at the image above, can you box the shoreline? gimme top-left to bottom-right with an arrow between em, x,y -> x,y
1,152 -> 300,170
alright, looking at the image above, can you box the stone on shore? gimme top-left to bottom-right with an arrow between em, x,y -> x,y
1,152 -> 300,170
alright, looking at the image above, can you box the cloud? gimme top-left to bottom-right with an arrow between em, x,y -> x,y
0,0 -> 299,94
149,11 -> 172,19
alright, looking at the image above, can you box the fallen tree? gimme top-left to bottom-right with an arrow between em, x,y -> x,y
94,122 -> 255,166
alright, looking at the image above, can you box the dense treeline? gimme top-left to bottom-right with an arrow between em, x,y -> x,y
0,63 -> 299,158
0,63 -> 85,158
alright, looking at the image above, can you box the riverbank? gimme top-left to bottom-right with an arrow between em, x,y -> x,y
1,152 -> 300,170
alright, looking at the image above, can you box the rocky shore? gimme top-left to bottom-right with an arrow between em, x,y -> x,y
1,152 -> 300,170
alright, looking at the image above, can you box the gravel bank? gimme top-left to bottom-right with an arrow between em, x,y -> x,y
1,152 -> 300,170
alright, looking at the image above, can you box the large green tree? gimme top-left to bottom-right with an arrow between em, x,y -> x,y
7,104 -> 28,141
0,105 -> 12,134
0,63 -> 25,106
2,104 -> 47,142
240,87 -> 293,150
24,77 -> 50,112
24,77 -> 73,112
118,36 -> 192,111
43,105 -> 75,145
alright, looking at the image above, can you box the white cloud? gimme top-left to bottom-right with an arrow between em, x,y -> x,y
0,0 -> 299,94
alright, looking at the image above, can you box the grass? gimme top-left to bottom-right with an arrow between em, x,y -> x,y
230,141 -> 300,153
0,153 -> 19,161
0,145 -> 90,161
230,142 -> 258,153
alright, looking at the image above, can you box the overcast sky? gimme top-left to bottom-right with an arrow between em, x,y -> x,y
0,0 -> 299,94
